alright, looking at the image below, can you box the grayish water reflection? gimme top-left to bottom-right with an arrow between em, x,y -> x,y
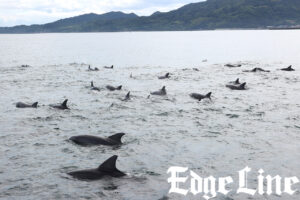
0,31 -> 299,200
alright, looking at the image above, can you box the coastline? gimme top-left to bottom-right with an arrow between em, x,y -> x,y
1,28 -> 300,34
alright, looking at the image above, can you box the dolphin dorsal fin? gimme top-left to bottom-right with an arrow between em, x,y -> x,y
240,82 -> 246,89
98,155 -> 118,172
32,102 -> 38,108
165,73 -> 170,78
117,85 -> 122,90
62,99 -> 68,108
288,65 -> 292,69
206,92 -> 212,99
126,92 -> 130,98
91,81 -> 94,87
235,78 -> 240,84
108,133 -> 125,143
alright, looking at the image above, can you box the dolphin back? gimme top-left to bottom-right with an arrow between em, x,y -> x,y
206,92 -> 212,99
16,102 -> 38,108
116,85 -> 122,90
98,155 -> 126,177
108,133 -> 125,144
32,102 -> 38,108
240,82 -> 246,89
62,99 -> 68,108
126,92 -> 130,98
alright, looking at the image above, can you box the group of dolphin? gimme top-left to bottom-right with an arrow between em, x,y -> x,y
68,134 -> 126,180
15,63 -> 296,181
224,65 -> 296,90
16,64 -> 127,180
225,63 -> 295,72
16,99 -> 69,109
151,72 -> 212,101
16,96 -> 126,180
89,69 -> 212,101
88,65 -> 114,71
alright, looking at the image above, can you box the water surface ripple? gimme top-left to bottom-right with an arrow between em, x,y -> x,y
0,31 -> 299,200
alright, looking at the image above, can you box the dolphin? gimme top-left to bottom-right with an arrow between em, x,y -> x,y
281,65 -> 295,71
243,68 -> 270,72
106,85 -> 122,91
104,65 -> 114,69
151,86 -> 167,96
69,133 -> 125,146
229,78 -> 240,85
91,81 -> 100,91
88,65 -> 99,71
190,92 -> 212,101
16,102 -> 38,108
225,64 -> 242,68
122,92 -> 130,101
226,82 -> 247,90
67,155 -> 126,181
158,73 -> 170,79
50,99 -> 69,110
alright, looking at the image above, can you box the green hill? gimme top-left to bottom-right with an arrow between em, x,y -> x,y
1,0 -> 300,33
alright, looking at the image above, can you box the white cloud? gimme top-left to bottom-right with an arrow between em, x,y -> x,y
0,0 -> 204,26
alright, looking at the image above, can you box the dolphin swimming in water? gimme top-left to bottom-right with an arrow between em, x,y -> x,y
91,81 -> 100,91
225,64 -> 242,68
243,68 -> 270,72
190,92 -> 212,101
104,65 -> 114,69
69,133 -> 125,146
122,92 -> 130,101
226,82 -> 247,90
151,86 -> 167,96
67,155 -> 126,181
50,99 -> 69,110
158,73 -> 170,79
106,85 -> 122,91
88,65 -> 99,71
16,102 -> 38,108
281,65 -> 295,71
229,78 -> 240,85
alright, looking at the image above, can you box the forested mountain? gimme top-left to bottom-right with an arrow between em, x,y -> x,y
1,0 -> 300,33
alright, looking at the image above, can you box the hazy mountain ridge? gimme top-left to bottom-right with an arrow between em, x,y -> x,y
1,0 -> 300,33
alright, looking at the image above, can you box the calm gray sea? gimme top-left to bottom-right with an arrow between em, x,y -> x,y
0,30 -> 299,200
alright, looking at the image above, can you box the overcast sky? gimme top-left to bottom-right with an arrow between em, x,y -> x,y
0,0 -> 204,27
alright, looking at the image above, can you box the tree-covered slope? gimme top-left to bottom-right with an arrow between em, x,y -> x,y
0,12 -> 138,33
1,0 -> 300,33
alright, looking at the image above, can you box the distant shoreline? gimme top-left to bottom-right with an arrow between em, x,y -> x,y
2,0 -> 300,35
1,28 -> 300,34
